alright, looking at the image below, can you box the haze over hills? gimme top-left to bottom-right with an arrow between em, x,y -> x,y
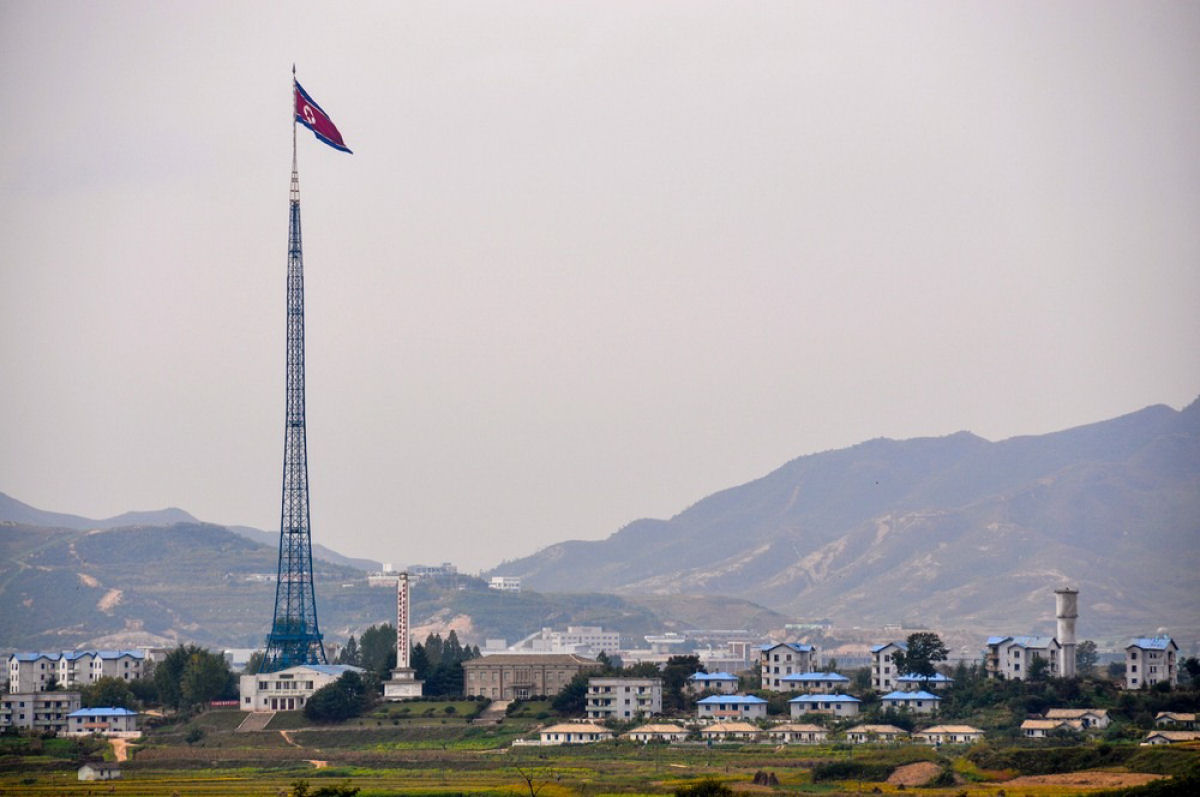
0,492 -> 381,572
489,400 -> 1200,641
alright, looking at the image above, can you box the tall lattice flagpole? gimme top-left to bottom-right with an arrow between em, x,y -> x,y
260,69 -> 326,672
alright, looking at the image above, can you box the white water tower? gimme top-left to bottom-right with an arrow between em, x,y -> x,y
1055,587 -> 1079,678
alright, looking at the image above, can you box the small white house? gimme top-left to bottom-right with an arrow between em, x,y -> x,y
696,694 -> 768,720
1142,730 -> 1200,746
699,721 -> 760,741
624,723 -> 688,743
1021,718 -> 1080,738
845,724 -> 907,744
1045,708 -> 1109,729
78,762 -> 121,781
788,693 -> 860,718
1155,712 -> 1196,729
766,723 -> 828,744
914,725 -> 984,745
538,722 -> 612,745
65,707 -> 139,738
880,690 -> 940,714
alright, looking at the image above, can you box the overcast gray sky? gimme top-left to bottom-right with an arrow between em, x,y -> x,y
2,1 -> 1197,573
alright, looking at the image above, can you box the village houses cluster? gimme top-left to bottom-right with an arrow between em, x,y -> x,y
3,589 -> 1195,751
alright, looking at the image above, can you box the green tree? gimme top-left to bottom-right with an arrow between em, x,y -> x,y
1076,640 -> 1098,676
304,671 -> 370,723
894,632 -> 949,684
674,779 -> 733,797
359,624 -> 397,679
410,643 -> 430,681
180,649 -> 236,708
662,655 -> 704,712
154,645 -> 194,710
81,677 -> 136,709
551,673 -> 589,715
244,650 -> 266,675
336,636 -> 360,667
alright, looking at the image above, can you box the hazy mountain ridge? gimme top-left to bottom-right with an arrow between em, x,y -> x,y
0,492 -> 381,572
490,401 -> 1200,639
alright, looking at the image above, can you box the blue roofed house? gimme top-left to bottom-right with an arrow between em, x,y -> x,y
1125,636 -> 1178,689
870,642 -> 906,692
779,672 -> 850,693
985,636 -> 1061,681
239,664 -> 366,712
696,694 -> 768,721
8,650 -> 146,692
896,672 -> 954,692
760,642 -> 819,691
789,693 -> 861,718
65,707 -> 140,738
686,671 -> 740,695
880,690 -> 941,714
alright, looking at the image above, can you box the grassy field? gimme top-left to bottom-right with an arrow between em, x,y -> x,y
2,710 -> 1197,796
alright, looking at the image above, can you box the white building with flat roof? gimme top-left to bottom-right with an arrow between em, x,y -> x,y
239,664 -> 365,712
586,677 -> 662,720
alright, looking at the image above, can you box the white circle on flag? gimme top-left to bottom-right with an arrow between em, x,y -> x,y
303,105 -> 316,125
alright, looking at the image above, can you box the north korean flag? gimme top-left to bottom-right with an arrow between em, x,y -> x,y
294,81 -> 352,154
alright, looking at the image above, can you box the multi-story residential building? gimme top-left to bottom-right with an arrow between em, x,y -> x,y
488,576 -> 521,592
0,691 -> 82,733
870,642 -> 906,692
760,642 -> 818,690
586,677 -> 662,720
238,664 -> 366,712
984,636 -> 1061,680
695,694 -> 768,721
686,671 -> 739,694
788,693 -> 861,718
515,626 -> 621,658
8,653 -> 61,692
880,690 -> 940,714
9,650 -> 145,692
1125,636 -> 1178,689
779,671 -> 850,693
462,654 -> 600,700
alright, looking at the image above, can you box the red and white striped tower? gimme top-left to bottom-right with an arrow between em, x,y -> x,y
383,572 -> 423,699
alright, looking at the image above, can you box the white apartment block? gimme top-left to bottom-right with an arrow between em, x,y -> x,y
586,677 -> 662,720
871,642 -> 905,692
1,691 -> 82,733
1125,636 -> 1178,689
8,650 -> 145,693
760,642 -> 819,690
985,636 -> 1061,680
489,576 -> 521,592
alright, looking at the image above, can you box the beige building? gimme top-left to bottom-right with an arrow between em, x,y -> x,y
462,654 -> 600,700
1021,718 -> 1081,738
586,676 -> 662,720
1155,712 -> 1196,729
699,721 -> 760,741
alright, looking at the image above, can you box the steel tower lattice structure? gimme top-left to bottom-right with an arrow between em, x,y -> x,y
260,152 -> 327,672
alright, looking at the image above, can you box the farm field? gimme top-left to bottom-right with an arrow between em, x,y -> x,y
3,709 -> 1198,796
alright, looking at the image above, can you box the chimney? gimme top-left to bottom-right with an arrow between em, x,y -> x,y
1055,587 -> 1078,678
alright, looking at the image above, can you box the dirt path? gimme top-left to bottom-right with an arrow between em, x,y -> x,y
109,738 -> 130,762
280,730 -> 298,747
279,729 -> 326,768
